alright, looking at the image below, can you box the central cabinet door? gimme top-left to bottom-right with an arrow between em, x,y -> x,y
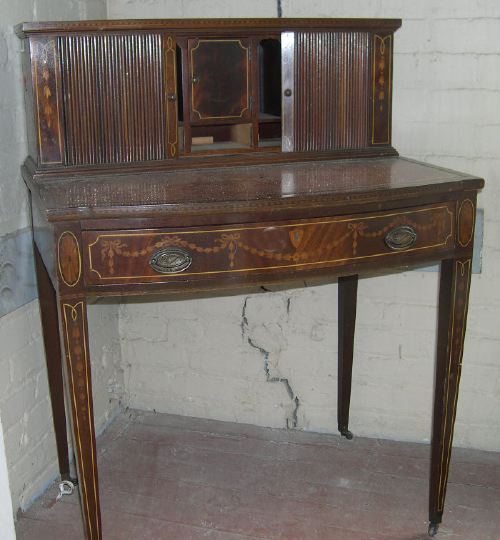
188,38 -> 251,121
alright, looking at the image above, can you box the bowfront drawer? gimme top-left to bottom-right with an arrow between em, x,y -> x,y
83,203 -> 454,286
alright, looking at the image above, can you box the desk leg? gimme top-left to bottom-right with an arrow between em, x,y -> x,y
34,246 -> 71,481
338,274 -> 358,439
60,298 -> 102,540
429,258 -> 472,536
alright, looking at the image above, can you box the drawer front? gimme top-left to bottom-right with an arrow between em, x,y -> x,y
83,204 -> 454,285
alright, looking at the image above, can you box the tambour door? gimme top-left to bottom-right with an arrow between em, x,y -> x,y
53,32 -> 179,164
280,30 -> 394,153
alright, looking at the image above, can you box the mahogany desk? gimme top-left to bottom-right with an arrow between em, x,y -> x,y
24,155 -> 483,538
16,16 -> 484,538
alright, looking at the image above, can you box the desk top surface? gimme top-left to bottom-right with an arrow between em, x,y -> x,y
30,157 -> 483,222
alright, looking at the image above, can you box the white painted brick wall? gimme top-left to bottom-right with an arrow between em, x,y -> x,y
0,301 -> 59,512
110,0 -> 500,452
2,0 -> 497,520
87,300 -> 126,431
0,415 -> 15,540
5,0 -> 500,517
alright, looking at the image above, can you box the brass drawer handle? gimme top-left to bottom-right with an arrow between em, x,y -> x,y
150,247 -> 192,274
385,225 -> 417,251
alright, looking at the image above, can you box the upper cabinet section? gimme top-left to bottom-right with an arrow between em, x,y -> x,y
17,18 -> 401,173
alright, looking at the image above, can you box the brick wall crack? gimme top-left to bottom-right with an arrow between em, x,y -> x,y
241,295 -> 300,429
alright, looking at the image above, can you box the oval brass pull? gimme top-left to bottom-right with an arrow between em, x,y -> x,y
192,76 -> 200,84
150,247 -> 192,274
384,225 -> 417,251
167,93 -> 177,102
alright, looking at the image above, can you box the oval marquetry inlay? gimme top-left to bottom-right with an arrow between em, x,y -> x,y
457,199 -> 475,247
58,231 -> 82,287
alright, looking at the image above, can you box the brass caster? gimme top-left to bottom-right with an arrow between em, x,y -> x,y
340,429 -> 354,440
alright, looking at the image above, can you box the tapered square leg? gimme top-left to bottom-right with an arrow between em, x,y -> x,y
34,246 -> 71,480
60,299 -> 102,540
429,258 -> 472,536
338,275 -> 358,439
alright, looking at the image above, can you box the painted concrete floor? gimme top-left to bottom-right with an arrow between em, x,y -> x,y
16,410 -> 500,539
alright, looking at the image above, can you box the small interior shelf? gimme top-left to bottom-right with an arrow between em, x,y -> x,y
190,140 -> 251,152
258,113 -> 281,122
190,123 -> 252,153
258,138 -> 281,148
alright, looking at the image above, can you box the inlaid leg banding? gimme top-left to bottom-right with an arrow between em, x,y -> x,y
429,258 -> 472,533
60,299 -> 102,540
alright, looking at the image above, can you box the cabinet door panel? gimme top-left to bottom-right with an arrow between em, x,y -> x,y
189,38 -> 251,122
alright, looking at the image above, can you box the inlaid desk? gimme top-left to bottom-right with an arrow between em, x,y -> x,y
17,17 -> 484,539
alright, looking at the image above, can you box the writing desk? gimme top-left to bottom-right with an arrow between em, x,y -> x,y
16,17 -> 484,538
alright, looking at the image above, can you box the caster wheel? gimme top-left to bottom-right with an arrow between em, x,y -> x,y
428,522 -> 439,537
340,429 -> 354,440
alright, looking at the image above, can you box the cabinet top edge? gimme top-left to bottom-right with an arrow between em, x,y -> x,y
15,17 -> 402,38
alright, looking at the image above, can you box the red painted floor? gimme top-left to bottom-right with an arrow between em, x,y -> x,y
16,410 -> 500,539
